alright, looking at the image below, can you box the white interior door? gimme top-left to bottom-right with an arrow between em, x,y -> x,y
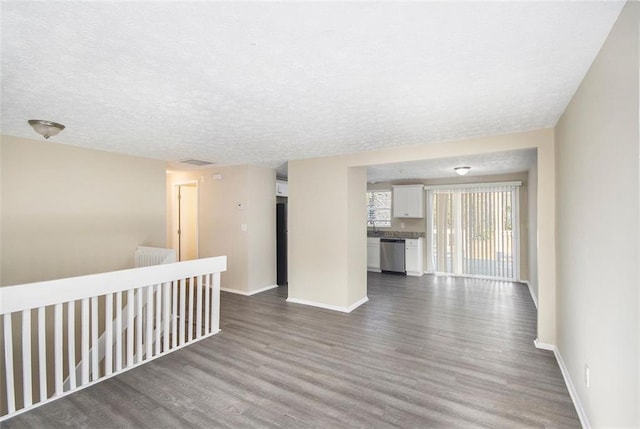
175,183 -> 198,261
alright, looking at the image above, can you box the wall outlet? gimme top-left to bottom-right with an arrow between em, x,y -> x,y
584,364 -> 590,388
241,223 -> 247,232
400,222 -> 405,229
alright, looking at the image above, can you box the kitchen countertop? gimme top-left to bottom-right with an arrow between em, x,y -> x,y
367,231 -> 425,239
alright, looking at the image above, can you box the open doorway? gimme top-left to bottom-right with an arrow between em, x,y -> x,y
172,181 -> 198,261
366,148 -> 536,286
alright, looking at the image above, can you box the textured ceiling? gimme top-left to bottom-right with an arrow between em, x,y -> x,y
367,149 -> 537,183
1,1 -> 624,170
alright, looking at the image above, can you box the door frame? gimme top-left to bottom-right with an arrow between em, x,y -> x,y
171,180 -> 199,261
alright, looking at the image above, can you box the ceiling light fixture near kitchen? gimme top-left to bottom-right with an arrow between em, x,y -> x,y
454,166 -> 471,176
28,119 -> 65,139
179,159 -> 215,166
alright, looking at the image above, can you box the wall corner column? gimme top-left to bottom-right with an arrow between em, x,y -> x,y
537,134 -> 557,345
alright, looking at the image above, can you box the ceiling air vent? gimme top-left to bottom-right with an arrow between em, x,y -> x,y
179,159 -> 215,166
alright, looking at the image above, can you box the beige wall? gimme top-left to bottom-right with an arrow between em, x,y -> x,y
527,160 -> 538,304
288,157 -> 351,308
347,167 -> 368,305
555,2 -> 639,427
1,135 -> 167,286
167,164 -> 275,293
289,129 -> 556,343
248,165 -> 277,292
367,171 -> 530,282
286,161 -> 366,310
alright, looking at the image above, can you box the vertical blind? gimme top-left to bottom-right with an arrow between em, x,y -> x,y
428,183 -> 519,280
432,192 -> 455,274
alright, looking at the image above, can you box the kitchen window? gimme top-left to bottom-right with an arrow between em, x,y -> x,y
367,190 -> 391,227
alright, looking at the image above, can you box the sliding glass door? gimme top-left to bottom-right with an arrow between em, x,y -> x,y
428,183 -> 519,280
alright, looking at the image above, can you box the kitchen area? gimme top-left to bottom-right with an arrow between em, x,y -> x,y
367,184 -> 425,276
366,151 -> 535,285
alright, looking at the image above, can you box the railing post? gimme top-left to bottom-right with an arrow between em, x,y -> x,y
126,290 -> 134,366
187,277 -> 195,342
81,299 -> 90,385
145,286 -> 153,359
212,272 -> 221,333
91,297 -> 99,381
154,284 -> 162,356
22,310 -> 33,407
136,289 -> 143,363
115,292 -> 123,371
104,294 -> 113,376
54,303 -> 63,395
162,282 -> 171,353
4,313 -> 16,413
67,303 -> 76,389
171,280 -> 178,348
179,278 -> 186,346
196,275 -> 203,339
204,274 -> 211,334
38,307 -> 47,402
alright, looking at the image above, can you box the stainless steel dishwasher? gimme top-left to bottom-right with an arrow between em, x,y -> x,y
380,238 -> 406,274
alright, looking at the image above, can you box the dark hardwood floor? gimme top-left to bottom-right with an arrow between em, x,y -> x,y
4,273 -> 580,428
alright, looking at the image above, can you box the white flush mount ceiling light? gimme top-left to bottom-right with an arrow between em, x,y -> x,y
454,166 -> 471,176
28,119 -> 65,139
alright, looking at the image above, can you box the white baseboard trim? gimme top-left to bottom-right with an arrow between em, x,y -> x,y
347,296 -> 370,312
533,338 -> 554,351
367,268 -> 382,273
286,296 -> 369,313
554,347 -> 591,429
406,271 -> 424,277
221,284 -> 278,296
521,280 -> 538,309
534,339 -> 590,429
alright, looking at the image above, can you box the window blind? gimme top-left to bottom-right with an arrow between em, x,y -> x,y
428,183 -> 519,280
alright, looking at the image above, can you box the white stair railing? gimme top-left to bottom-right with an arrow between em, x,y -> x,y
61,246 -> 177,391
0,256 -> 226,421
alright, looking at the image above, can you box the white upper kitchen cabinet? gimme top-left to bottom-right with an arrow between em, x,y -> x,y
393,185 -> 424,218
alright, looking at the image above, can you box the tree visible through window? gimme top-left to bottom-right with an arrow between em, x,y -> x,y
367,190 -> 391,227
